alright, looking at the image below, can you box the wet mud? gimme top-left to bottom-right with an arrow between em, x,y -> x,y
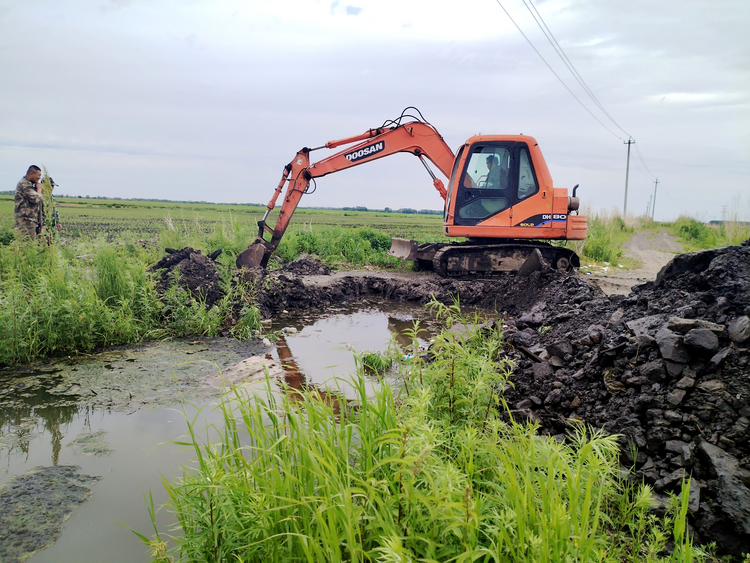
0,465 -> 101,563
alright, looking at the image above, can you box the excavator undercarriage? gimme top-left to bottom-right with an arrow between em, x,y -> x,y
388,239 -> 579,278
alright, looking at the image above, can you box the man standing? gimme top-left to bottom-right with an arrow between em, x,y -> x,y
15,165 -> 45,238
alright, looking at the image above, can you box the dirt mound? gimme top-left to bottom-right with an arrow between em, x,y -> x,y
151,247 -> 224,308
253,265 -> 602,320
501,242 -> 750,555
279,255 -> 333,276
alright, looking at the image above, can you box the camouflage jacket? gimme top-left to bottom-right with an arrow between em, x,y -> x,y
15,176 -> 44,227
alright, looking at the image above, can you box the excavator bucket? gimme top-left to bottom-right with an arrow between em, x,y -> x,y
388,238 -> 419,261
236,242 -> 267,269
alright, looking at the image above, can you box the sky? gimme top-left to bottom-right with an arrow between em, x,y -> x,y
1,0 -> 749,222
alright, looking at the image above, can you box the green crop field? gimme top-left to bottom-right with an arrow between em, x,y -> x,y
0,195 -> 445,243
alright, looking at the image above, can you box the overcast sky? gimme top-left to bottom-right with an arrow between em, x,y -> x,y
1,0 -> 748,221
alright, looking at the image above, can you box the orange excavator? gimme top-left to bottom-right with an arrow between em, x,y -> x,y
238,108 -> 586,277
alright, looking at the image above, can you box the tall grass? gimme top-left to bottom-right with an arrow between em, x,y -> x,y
146,299 -> 700,562
0,238 -> 260,366
670,216 -> 750,251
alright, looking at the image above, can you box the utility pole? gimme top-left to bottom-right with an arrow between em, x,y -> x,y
623,138 -> 634,217
646,195 -> 652,217
651,177 -> 659,220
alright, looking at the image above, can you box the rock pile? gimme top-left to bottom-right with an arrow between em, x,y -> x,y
502,241 -> 750,555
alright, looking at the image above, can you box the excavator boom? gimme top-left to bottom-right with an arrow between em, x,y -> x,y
238,120 -> 454,268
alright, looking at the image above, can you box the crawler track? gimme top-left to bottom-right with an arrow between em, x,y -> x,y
431,242 -> 579,278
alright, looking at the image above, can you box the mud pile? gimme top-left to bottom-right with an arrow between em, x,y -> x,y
251,259 -> 601,320
151,247 -> 224,308
500,241 -> 750,555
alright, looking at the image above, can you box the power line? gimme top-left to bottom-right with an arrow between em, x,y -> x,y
493,0 -> 624,140
495,0 -> 661,204
522,0 -> 632,139
633,142 -> 656,179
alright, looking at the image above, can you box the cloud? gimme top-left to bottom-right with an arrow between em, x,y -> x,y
346,5 -> 362,16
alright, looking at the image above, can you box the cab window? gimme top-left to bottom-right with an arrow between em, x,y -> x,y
463,146 -> 511,191
517,147 -> 539,200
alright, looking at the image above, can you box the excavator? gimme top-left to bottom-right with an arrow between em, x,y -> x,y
237,108 -> 586,277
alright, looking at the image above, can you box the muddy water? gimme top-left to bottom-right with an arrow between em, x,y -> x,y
272,300 -> 435,398
0,300 -> 433,563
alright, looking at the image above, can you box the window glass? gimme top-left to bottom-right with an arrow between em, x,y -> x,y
464,146 -> 511,191
457,197 -> 509,219
518,148 -> 538,199
446,145 -> 465,222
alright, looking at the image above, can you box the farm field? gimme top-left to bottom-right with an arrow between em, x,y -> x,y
0,195 -> 446,243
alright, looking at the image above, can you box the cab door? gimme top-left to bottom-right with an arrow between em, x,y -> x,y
453,142 -> 514,226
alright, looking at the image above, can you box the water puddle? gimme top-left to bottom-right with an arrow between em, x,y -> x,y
272,300 -> 435,399
0,300 -> 435,563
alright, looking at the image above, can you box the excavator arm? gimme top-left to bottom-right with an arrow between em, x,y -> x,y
237,120 -> 455,268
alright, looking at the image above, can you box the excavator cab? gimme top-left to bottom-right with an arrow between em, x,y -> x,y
453,143 -> 514,224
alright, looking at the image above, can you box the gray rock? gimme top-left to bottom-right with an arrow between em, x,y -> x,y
532,362 -> 554,380
548,356 -> 564,368
707,348 -> 731,372
664,410 -> 683,423
626,314 -> 668,337
656,468 -> 686,490
697,441 -> 750,535
518,303 -> 547,326
608,308 -> 625,329
667,389 -> 687,405
189,252 -> 207,265
641,360 -> 666,382
636,334 -> 656,348
511,330 -> 537,348
696,379 -> 725,393
729,417 -> 749,439
667,316 -> 725,336
728,316 -> 750,343
544,389 -> 563,405
664,360 -> 685,378
683,328 -> 719,353
688,480 -> 701,513
587,325 -> 604,344
665,440 -> 688,454
655,327 -> 690,363
547,340 -> 573,359
676,376 -> 696,389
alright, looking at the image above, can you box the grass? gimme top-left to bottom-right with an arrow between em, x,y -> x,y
141,298 -> 704,562
669,216 -> 750,251
0,237 -> 261,366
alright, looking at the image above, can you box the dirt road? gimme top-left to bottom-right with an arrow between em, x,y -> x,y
586,229 -> 683,295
